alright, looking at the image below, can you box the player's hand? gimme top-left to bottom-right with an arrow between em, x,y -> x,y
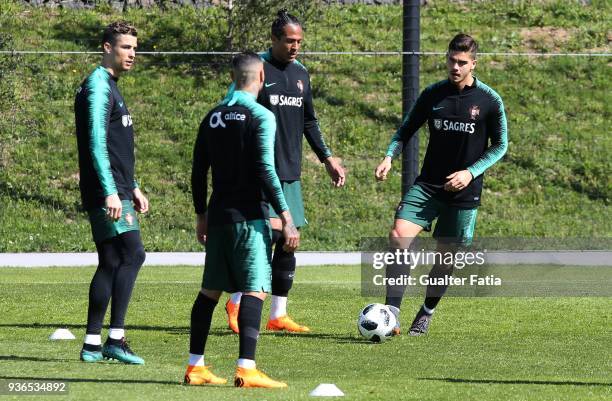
105,193 -> 122,221
282,223 -> 300,252
132,188 -> 149,214
444,170 -> 473,192
374,157 -> 392,181
196,213 -> 208,245
324,157 -> 346,188
279,211 -> 300,252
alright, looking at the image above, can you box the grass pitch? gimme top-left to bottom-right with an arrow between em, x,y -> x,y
0,265 -> 610,400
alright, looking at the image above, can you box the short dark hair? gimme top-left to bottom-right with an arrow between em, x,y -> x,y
232,51 -> 263,87
232,51 -> 262,70
271,9 -> 301,39
448,33 -> 478,58
102,21 -> 137,46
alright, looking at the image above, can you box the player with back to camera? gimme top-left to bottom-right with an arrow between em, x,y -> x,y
185,51 -> 299,388
375,34 -> 508,336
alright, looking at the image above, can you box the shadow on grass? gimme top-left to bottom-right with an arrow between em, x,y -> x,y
0,323 -> 365,343
419,377 -> 612,387
0,323 -> 188,334
0,355 -> 74,363
0,375 -> 179,386
262,330 -> 360,343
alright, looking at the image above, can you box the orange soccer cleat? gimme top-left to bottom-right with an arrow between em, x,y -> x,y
266,315 -> 311,333
234,367 -> 287,388
184,365 -> 227,385
225,299 -> 240,334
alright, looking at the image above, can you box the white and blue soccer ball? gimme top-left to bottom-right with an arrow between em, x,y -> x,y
357,303 -> 396,343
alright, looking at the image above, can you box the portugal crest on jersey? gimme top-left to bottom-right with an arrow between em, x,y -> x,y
434,119 -> 442,130
296,80 -> 304,94
269,94 -> 279,106
469,105 -> 480,120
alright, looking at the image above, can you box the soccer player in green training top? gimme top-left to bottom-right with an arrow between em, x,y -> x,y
185,52 -> 299,388
74,22 -> 148,364
375,34 -> 508,336
225,9 -> 346,334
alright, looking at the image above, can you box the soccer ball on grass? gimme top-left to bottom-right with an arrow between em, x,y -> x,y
357,303 -> 396,343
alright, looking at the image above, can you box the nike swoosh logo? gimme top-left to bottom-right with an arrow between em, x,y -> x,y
265,83 -> 277,88
433,106 -> 444,110
119,102 -> 124,108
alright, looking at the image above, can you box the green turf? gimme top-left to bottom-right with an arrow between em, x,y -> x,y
0,1 -> 610,251
0,265 -> 610,400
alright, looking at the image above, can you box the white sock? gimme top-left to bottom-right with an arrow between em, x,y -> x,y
230,292 -> 242,304
422,304 -> 435,315
108,328 -> 125,340
237,358 -> 256,369
84,334 -> 101,346
269,295 -> 287,320
188,353 -> 205,367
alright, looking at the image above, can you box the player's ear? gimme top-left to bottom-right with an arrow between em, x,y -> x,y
471,58 -> 477,71
230,70 -> 235,82
259,66 -> 265,85
103,41 -> 113,55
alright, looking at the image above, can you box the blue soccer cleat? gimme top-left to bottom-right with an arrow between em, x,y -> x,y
102,338 -> 144,365
80,348 -> 103,363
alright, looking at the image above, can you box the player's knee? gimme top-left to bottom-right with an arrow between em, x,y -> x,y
389,227 -> 416,249
272,250 -> 296,296
133,246 -> 146,268
273,247 -> 296,267
389,229 -> 405,249
389,228 -> 401,240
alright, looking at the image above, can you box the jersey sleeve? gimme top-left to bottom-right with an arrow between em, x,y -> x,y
191,120 -> 211,215
467,93 -> 508,178
385,89 -> 430,159
252,107 -> 289,215
303,75 -> 332,162
85,73 -> 117,196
